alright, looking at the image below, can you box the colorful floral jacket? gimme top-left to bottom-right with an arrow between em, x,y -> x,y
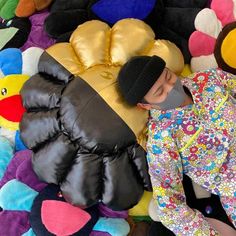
147,68 -> 236,235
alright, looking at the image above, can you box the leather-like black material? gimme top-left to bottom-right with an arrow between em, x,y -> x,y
21,73 -> 64,110
61,78 -> 135,152
32,133 -> 78,184
128,144 -> 152,191
20,109 -> 60,149
20,55 -> 152,210
61,151 -> 103,208
38,52 -> 74,83
101,151 -> 144,210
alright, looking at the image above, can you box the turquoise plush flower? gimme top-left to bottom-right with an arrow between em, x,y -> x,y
0,136 -> 13,180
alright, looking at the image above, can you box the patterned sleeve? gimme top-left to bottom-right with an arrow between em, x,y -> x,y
216,69 -> 236,96
146,121 -> 220,236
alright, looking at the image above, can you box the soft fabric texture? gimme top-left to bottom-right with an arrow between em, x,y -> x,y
91,0 -> 156,24
34,0 -> 53,10
22,228 -> 36,236
92,217 -> 130,236
20,10 -> 56,51
0,127 -> 17,146
0,149 -> 47,192
30,184 -> 99,236
146,0 -> 208,62
0,17 -> 31,49
16,155 -> 47,191
41,200 -> 91,235
190,54 -> 218,72
44,0 -> 208,62
0,27 -> 18,49
214,21 -> 236,74
0,136 -> 14,180
0,0 -> 19,20
0,74 -> 29,130
0,150 -> 46,236
132,216 -> 152,222
15,130 -> 27,151
22,47 -> 44,75
189,0 -> 236,73
90,231 -> 111,236
15,0 -> 35,17
117,55 -> 166,105
0,179 -> 38,211
194,8 -> 221,38
189,30 -> 216,57
0,211 -> 31,236
164,0 -> 209,8
0,149 -> 29,188
180,64 -> 193,77
130,221 -> 151,236
211,0 -> 235,26
15,0 -> 53,17
128,191 -> 153,216
20,19 -> 184,211
98,203 -> 128,219
0,94 -> 25,121
44,9 -> 88,39
0,48 -> 22,75
148,199 -> 160,222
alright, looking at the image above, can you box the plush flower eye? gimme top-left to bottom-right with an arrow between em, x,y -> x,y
1,88 -> 7,96
6,20 -> 12,27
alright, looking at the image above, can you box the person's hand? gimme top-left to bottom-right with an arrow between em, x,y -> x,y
206,217 -> 236,236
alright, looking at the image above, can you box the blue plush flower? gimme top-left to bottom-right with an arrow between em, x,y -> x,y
0,179 -> 38,211
92,0 -> 156,24
0,48 -> 22,76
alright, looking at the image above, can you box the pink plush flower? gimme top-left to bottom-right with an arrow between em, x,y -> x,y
189,0 -> 236,73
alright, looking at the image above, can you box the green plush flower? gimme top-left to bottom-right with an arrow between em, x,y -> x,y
0,0 -> 19,20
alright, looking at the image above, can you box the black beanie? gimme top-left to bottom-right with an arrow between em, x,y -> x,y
118,55 -> 166,105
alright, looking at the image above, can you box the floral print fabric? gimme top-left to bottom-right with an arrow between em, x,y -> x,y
147,68 -> 236,235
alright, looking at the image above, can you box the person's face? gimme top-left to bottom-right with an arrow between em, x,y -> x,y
140,68 -> 177,109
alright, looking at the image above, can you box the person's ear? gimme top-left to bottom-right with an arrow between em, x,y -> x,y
137,102 -> 151,110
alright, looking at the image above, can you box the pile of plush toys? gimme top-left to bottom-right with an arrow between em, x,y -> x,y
0,0 -> 236,235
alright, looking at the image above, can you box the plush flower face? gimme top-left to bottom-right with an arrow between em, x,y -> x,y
215,21 -> 236,74
0,75 -> 29,130
189,0 -> 236,73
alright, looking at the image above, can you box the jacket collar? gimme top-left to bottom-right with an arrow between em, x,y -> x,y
150,72 -> 209,121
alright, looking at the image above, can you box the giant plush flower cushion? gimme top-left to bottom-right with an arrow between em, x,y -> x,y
189,0 -> 236,73
20,19 -> 184,210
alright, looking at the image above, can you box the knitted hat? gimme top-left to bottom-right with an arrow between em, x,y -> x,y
118,55 -> 166,105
